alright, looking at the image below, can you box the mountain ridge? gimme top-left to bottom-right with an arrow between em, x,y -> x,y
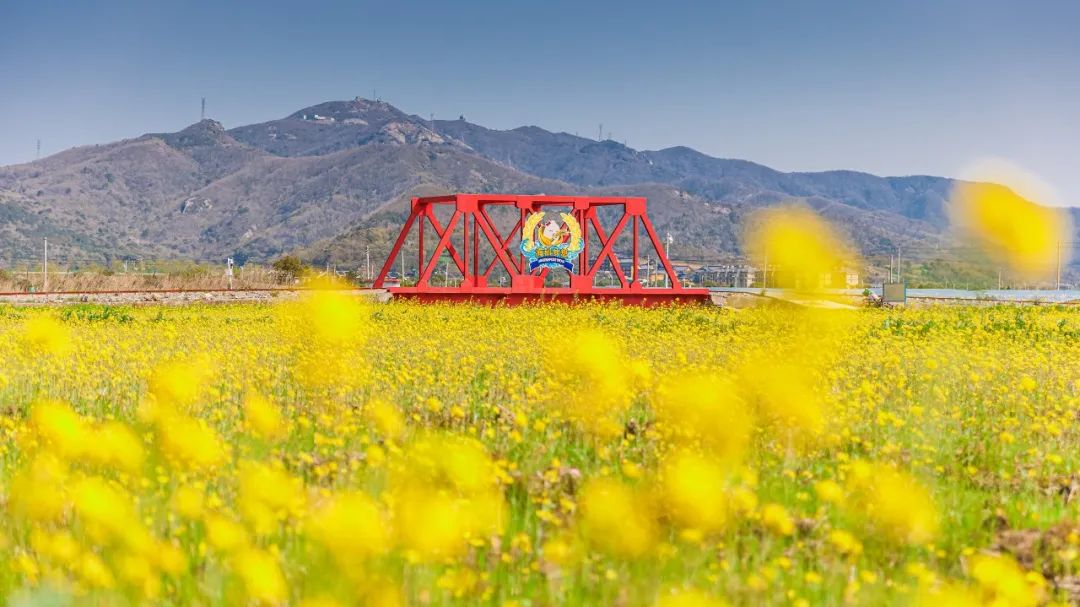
0,97 -> 1059,269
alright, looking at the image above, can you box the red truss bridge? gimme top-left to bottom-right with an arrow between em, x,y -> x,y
373,194 -> 711,305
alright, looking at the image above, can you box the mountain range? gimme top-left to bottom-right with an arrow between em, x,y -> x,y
0,96 -> 1069,270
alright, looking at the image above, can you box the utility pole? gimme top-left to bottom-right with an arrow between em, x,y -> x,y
897,246 -> 902,284
226,257 -> 234,289
365,246 -> 371,282
598,123 -> 603,141
201,97 -> 206,121
42,238 -> 48,291
36,139 -> 41,160
1056,241 -> 1062,290
664,233 -> 673,288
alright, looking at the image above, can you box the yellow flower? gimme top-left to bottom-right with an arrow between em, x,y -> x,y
543,329 -> 634,439
29,399 -> 90,460
579,478 -> 657,559
238,461 -> 305,535
72,476 -> 136,540
233,548 -> 288,604
660,450 -> 730,535
652,373 -> 753,466
950,180 -> 1071,277
79,551 -> 116,589
814,479 -> 844,504
155,410 -> 229,470
20,315 -> 72,356
827,529 -> 862,556
540,532 -> 581,568
8,455 -> 68,522
969,554 -> 1045,607
171,485 -> 206,520
205,514 -> 250,554
307,491 -> 389,565
739,361 -> 826,446
743,204 -> 854,291
394,488 -> 504,561
301,287 -> 369,345
654,589 -> 728,607
847,461 -> 939,545
243,392 -> 286,441
148,359 -> 211,410
365,398 -> 405,438
87,420 -> 145,474
760,503 -> 795,537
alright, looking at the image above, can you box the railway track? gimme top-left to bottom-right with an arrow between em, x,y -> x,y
0,288 -> 390,306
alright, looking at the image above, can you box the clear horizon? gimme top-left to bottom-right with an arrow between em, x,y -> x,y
1,0 -> 1077,204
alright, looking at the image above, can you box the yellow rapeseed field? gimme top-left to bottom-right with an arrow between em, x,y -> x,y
2,296 -> 1080,606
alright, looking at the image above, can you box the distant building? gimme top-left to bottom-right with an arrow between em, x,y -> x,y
693,264 -> 756,287
761,266 -> 860,289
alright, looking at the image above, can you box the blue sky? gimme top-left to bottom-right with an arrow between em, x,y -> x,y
1,0 -> 1077,203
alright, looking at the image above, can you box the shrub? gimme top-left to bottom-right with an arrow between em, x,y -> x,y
271,255 -> 307,284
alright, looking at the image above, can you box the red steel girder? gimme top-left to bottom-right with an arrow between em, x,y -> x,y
373,194 -> 710,305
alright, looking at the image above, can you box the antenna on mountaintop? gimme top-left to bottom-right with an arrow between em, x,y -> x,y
201,97 -> 206,121
598,123 -> 603,141
36,139 -> 41,160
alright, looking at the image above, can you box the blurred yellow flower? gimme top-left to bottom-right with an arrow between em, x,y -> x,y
543,329 -> 634,439
171,485 -> 206,520
652,373 -> 753,466
20,315 -> 72,356
87,421 -> 145,475
847,461 -> 938,545
233,548 -> 288,604
365,398 -> 405,438
969,554 -> 1045,607
238,461 -> 305,535
813,479 -> 844,504
950,181 -> 1071,277
743,205 -> 853,291
243,392 -> 286,441
826,529 -> 862,556
308,491 -> 389,566
654,589 -> 728,607
760,503 -> 795,537
579,478 -> 657,559
660,450 -> 730,535
72,476 -> 136,541
149,359 -> 211,410
29,400 -> 89,460
8,455 -> 68,522
205,514 -> 250,554
155,410 -> 229,470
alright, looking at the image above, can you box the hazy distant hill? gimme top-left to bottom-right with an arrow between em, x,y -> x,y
0,96 -> 1032,268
